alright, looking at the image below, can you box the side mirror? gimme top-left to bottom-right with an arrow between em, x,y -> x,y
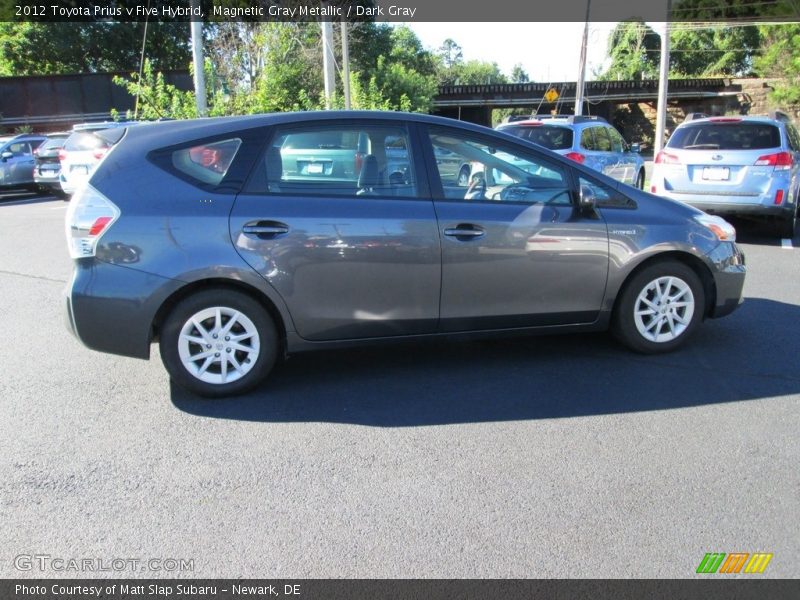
1,151 -> 12,161
630,142 -> 641,154
579,184 -> 597,210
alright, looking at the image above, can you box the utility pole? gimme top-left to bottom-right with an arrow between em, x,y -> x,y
321,18 -> 336,109
190,0 -> 207,117
654,1 -> 672,156
341,21 -> 352,109
574,0 -> 591,116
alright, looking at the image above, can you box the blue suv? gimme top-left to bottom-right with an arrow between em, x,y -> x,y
496,116 -> 646,189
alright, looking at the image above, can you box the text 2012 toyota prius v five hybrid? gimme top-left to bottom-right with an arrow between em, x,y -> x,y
64,112 -> 746,397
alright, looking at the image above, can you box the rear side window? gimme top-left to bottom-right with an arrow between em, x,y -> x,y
668,123 -> 781,150
580,128 -> 597,151
607,127 -> 625,152
172,138 -> 242,186
250,125 -> 418,198
501,125 -> 574,150
593,127 -> 612,152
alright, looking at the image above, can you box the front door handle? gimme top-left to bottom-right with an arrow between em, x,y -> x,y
242,221 -> 290,237
443,225 -> 485,239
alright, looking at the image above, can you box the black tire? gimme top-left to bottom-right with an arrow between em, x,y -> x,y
776,208 -> 797,239
457,165 -> 471,187
159,289 -> 279,398
612,260 -> 705,354
635,169 -> 645,190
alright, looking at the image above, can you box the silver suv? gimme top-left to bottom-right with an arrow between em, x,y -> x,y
651,114 -> 800,238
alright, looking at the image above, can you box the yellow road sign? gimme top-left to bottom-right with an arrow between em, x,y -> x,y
544,88 -> 559,103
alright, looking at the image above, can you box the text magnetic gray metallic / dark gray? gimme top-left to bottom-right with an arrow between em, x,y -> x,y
64,111 -> 745,397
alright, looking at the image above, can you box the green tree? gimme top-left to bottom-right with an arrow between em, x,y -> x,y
452,60 -> 507,85
600,20 -> 660,80
0,22 -> 190,75
754,23 -> 800,104
511,64 -> 530,83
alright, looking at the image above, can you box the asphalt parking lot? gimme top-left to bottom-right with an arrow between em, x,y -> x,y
1,189 -> 798,578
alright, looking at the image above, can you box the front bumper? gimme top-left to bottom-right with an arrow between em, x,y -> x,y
706,241 -> 746,318
65,259 -> 184,359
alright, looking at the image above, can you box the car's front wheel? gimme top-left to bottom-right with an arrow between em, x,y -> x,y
612,261 -> 705,353
160,289 -> 279,397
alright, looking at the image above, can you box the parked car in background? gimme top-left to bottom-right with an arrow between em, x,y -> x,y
0,133 -> 47,192
650,114 -> 800,238
33,132 -> 69,197
496,115 -> 646,189
65,111 -> 745,398
59,122 -> 134,197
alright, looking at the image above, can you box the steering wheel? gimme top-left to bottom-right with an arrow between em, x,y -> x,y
465,175 -> 486,200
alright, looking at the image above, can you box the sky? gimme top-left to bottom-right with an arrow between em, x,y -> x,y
405,22 -> 621,83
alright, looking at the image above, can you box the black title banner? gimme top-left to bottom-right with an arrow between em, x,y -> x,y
3,0 -> 800,23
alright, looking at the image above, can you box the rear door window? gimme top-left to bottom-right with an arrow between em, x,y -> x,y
252,125 -> 418,198
607,127 -> 625,152
593,127 -> 612,152
580,128 -> 597,151
667,123 -> 781,150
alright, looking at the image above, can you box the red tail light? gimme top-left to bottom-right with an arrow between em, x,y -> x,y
88,216 -> 113,236
655,151 -> 680,165
564,152 -> 585,164
775,189 -> 785,205
754,151 -> 792,171
709,117 -> 742,123
58,149 -> 67,162
93,147 -> 109,160
650,185 -> 657,193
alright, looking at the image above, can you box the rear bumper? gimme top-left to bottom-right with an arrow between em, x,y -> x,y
674,198 -> 794,221
706,241 -> 746,318
65,259 -> 183,359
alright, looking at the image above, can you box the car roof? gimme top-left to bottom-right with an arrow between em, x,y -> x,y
118,111 -> 508,149
676,115 -> 785,128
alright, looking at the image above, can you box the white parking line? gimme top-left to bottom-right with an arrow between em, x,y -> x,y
781,238 -> 793,249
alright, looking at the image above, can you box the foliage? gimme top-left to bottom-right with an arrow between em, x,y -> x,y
754,23 -> 800,105
112,60 -> 197,120
0,22 -> 190,75
600,20 -> 660,80
511,64 -> 530,83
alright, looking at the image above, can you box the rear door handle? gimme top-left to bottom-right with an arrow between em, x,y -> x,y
242,222 -> 290,237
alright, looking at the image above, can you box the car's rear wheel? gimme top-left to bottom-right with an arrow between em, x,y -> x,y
612,260 -> 705,353
635,169 -> 645,190
160,289 -> 279,397
776,207 -> 797,239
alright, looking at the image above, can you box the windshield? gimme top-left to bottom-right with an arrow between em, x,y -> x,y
668,122 -> 781,150
499,125 -> 573,150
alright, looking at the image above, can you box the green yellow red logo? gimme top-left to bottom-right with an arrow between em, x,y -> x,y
696,552 -> 773,574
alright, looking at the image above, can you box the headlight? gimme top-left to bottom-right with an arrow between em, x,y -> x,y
694,214 -> 736,242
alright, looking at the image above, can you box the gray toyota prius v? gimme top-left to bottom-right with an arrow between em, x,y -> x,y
64,112 -> 746,397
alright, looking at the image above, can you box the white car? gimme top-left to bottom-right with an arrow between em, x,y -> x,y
59,122 -> 133,196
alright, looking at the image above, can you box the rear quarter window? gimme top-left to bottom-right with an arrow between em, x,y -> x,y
668,123 -> 781,150
171,138 -> 242,186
